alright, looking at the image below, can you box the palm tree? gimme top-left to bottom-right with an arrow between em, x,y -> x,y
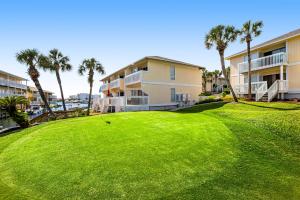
0,96 -> 29,128
239,20 -> 263,100
202,69 -> 209,92
78,58 -> 105,115
16,49 -> 55,118
41,49 -> 72,111
212,70 -> 222,92
205,25 -> 239,102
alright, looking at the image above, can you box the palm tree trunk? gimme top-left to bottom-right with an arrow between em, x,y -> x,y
247,41 -> 252,100
55,70 -> 67,111
219,51 -> 238,102
32,78 -> 56,118
87,80 -> 93,116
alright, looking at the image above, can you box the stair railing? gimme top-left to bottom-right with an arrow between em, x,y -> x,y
267,80 -> 279,102
255,81 -> 268,101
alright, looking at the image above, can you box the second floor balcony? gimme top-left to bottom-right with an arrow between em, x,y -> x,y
238,52 -> 287,73
99,83 -> 109,92
124,71 -> 145,85
0,78 -> 27,90
109,78 -> 124,89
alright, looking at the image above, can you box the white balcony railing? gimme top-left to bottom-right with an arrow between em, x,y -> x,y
0,92 -> 26,98
99,83 -> 109,92
0,78 -> 27,90
235,81 -> 267,94
238,52 -> 287,73
124,71 -> 144,85
110,78 -> 121,89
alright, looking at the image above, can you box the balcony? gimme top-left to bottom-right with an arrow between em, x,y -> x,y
99,83 -> 109,92
0,78 -> 27,90
109,78 -> 124,89
234,81 -> 267,94
0,92 -> 26,98
238,52 -> 287,73
124,71 -> 144,85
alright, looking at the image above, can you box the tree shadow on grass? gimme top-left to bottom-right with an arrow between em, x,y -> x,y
175,102 -> 228,114
239,101 -> 300,111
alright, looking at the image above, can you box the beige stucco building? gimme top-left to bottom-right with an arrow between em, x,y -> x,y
0,70 -> 28,98
227,28 -> 300,101
95,56 -> 204,112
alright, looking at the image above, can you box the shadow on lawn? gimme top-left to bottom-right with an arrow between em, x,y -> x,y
175,102 -> 227,114
240,101 -> 300,111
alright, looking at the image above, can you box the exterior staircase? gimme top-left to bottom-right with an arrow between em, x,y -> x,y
255,80 -> 288,102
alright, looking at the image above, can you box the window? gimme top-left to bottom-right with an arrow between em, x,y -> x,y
171,88 -> 176,102
170,65 -> 175,80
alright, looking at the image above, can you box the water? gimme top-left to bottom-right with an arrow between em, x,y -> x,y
52,102 -> 89,111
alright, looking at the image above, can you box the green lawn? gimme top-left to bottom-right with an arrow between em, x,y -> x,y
1,102 -> 300,199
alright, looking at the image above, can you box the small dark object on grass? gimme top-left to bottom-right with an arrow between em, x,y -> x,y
105,121 -> 111,125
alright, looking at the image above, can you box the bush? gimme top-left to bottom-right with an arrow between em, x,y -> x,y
199,91 -> 212,96
13,112 -> 29,128
222,88 -> 230,96
221,95 -> 234,102
196,98 -> 223,105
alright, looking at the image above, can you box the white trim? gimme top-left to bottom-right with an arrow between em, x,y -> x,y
149,103 -> 178,106
226,33 -> 300,59
288,89 -> 300,94
142,81 -> 201,87
288,61 -> 300,67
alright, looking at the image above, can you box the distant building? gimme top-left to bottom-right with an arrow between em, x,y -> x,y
0,70 -> 28,98
27,87 -> 57,106
68,93 -> 98,103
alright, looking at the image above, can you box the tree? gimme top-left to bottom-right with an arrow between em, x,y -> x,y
41,49 -> 72,111
0,96 -> 29,128
202,69 -> 209,92
205,25 -> 239,102
78,58 -> 105,115
239,20 -> 263,100
16,49 -> 56,118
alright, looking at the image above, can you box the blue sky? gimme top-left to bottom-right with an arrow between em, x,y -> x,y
1,0 -> 300,97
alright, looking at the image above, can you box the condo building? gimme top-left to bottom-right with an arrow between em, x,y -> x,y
95,56 -> 204,112
227,28 -> 300,101
0,70 -> 28,98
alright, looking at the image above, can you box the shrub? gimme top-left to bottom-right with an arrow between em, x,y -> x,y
13,112 -> 29,128
199,91 -> 212,96
221,95 -> 234,102
196,98 -> 223,105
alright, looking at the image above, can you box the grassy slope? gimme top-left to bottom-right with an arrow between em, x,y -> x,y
0,102 -> 300,199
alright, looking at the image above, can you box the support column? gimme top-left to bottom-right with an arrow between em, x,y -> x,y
280,65 -> 284,99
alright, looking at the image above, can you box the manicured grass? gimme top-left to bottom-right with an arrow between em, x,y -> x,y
1,102 -> 300,199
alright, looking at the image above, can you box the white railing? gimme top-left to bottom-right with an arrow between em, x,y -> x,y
238,52 -> 287,73
267,80 -> 288,102
278,80 -> 288,92
125,71 -> 143,85
235,81 -> 267,94
126,96 -> 148,105
0,78 -> 27,89
0,92 -> 26,98
110,79 -> 121,89
268,81 -> 279,102
255,82 -> 268,101
99,83 -> 109,92
109,97 -> 125,107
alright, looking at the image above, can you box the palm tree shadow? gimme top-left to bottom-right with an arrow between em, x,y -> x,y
239,101 -> 300,111
174,102 -> 227,114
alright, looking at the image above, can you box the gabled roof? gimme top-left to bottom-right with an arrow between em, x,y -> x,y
0,69 -> 28,81
101,56 -> 205,81
226,28 -> 300,60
